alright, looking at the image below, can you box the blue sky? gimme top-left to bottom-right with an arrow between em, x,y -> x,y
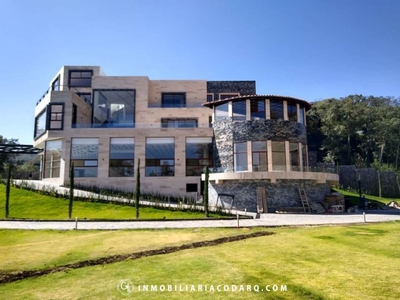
1,0 -> 399,144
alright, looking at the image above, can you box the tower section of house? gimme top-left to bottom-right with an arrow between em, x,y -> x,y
203,94 -> 339,213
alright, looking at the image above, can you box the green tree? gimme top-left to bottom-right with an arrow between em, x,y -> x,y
5,164 -> 12,218
135,159 -> 140,219
203,165 -> 209,217
69,163 -> 74,219
0,136 -> 18,175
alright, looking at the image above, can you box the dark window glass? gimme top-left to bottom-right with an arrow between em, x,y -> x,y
287,103 -> 297,122
215,103 -> 229,120
34,109 -> 47,139
207,94 -> 213,102
270,100 -> 284,120
76,92 -> 92,104
302,144 -> 308,170
48,104 -> 64,130
186,138 -> 213,176
161,118 -> 198,128
52,76 -> 60,91
145,138 -> 175,176
186,183 -> 198,193
289,142 -> 300,171
251,99 -> 265,119
109,138 -> 134,177
71,138 -> 99,177
299,107 -> 305,124
72,104 -> 77,128
252,141 -> 268,171
234,142 -> 248,172
93,90 -> 135,128
68,70 -> 93,87
161,93 -> 186,107
232,100 -> 246,121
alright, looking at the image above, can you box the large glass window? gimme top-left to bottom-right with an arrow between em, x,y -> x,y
161,118 -> 197,128
270,100 -> 284,120
232,100 -> 246,121
44,140 -> 62,178
289,142 -> 300,171
234,142 -> 248,172
71,138 -> 98,177
162,93 -> 186,107
251,99 -> 265,119
68,70 -> 93,87
48,103 -> 64,130
299,107 -> 305,124
287,103 -> 297,122
186,137 -> 213,176
109,138 -> 134,177
146,138 -> 174,176
34,109 -> 47,139
215,103 -> 229,120
93,90 -> 135,128
271,141 -> 286,171
52,76 -> 60,91
252,141 -> 267,171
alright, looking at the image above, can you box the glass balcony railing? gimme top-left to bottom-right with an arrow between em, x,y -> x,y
72,122 -> 213,129
208,166 -> 338,174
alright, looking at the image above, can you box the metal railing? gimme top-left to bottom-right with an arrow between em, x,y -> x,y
36,85 -> 91,106
72,122 -> 213,129
208,165 -> 338,174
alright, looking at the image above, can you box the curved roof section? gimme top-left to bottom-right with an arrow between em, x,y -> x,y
203,94 -> 312,110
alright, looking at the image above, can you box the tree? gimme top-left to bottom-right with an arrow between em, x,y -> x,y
203,165 -> 209,217
69,163 -> 74,219
5,164 -> 12,218
0,135 -> 18,175
135,159 -> 140,219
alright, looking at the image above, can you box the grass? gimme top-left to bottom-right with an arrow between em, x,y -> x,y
333,187 -> 398,206
0,185 -> 224,220
1,223 -> 400,299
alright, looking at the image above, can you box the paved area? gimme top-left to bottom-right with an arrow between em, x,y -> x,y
1,212 -> 400,230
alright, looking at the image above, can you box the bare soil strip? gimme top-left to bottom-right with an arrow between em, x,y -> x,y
0,231 -> 273,284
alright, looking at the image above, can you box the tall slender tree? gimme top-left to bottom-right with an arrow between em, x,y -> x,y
69,163 -> 74,219
5,164 -> 12,218
203,165 -> 209,217
135,159 -> 140,219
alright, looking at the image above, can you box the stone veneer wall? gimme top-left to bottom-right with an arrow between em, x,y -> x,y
213,118 -> 307,171
209,179 -> 331,213
207,81 -> 256,100
339,165 -> 400,198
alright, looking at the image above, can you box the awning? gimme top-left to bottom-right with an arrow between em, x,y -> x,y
0,144 -> 43,154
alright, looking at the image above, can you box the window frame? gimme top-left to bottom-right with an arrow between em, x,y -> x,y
109,138 -> 135,177
47,102 -> 64,130
34,108 -> 47,139
161,93 -> 186,108
68,70 -> 93,88
252,141 -> 268,172
233,142 -> 248,172
161,118 -> 198,128
51,76 -> 60,91
145,137 -> 175,177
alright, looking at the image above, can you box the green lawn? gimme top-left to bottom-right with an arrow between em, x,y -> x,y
0,223 -> 399,299
333,187 -> 398,206
0,185 -> 220,220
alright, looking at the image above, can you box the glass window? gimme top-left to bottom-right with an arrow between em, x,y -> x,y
52,76 -> 60,91
69,70 -> 93,87
109,138 -> 134,177
161,118 -> 198,128
270,100 -> 284,120
44,140 -> 62,178
34,109 -> 47,139
251,99 -> 265,119
48,103 -> 64,130
299,107 -> 305,124
93,90 -> 135,128
71,138 -> 99,177
76,92 -> 92,104
186,137 -> 213,176
161,93 -> 186,108
252,141 -> 267,171
232,100 -> 246,121
234,142 -> 248,172
145,138 -> 175,176
215,103 -> 229,120
207,94 -> 213,102
289,142 -> 300,171
186,183 -> 198,193
271,141 -> 286,171
287,103 -> 297,122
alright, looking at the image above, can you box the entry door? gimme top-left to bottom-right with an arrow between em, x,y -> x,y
256,187 -> 268,213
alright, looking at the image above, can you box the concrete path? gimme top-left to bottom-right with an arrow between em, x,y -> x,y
1,212 -> 400,230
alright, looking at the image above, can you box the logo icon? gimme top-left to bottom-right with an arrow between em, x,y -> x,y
117,279 -> 134,295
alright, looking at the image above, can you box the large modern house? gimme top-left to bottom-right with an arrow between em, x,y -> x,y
33,66 -> 338,213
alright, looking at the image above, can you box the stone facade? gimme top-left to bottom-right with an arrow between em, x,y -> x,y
209,179 -> 331,212
207,81 -> 256,101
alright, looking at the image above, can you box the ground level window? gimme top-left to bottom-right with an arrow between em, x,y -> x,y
109,138 -> 134,177
70,138 -> 99,177
145,138 -> 175,176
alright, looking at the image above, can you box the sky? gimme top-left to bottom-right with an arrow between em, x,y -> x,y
0,0 -> 399,144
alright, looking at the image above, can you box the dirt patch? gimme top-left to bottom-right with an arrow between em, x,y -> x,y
0,231 -> 273,284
